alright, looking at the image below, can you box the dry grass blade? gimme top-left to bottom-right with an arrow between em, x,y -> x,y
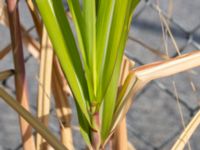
6,0 -> 35,149
0,0 -> 11,59
111,51 -> 200,140
112,77 -> 144,135
171,110 -> 200,150
155,4 -> 181,56
26,0 -> 42,37
0,69 -> 14,80
0,26 -> 40,60
173,81 -> 191,150
134,51 -> 200,82
112,57 -> 135,150
22,34 -> 40,59
156,5 -> 197,149
0,0 -> 40,59
0,87 -> 67,150
36,26 -> 53,150
21,26 -> 40,58
0,44 -> 11,59
52,57 -> 74,150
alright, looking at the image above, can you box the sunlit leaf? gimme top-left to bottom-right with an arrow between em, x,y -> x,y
35,0 -> 91,123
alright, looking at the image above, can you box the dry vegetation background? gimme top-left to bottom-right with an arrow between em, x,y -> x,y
0,0 -> 200,149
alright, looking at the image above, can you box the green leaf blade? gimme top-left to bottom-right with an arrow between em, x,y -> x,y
68,0 -> 96,103
83,0 -> 97,99
100,0 -> 140,142
35,0 -> 91,123
99,0 -> 130,100
96,0 -> 116,101
67,0 -> 87,64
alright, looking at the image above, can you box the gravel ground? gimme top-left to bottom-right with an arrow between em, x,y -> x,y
0,0 -> 200,150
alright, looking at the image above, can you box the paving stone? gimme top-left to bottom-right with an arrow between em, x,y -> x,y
127,83 -> 191,149
171,0 -> 200,32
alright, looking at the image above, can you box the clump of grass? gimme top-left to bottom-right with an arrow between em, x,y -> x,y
0,0 -> 200,150
35,0 -> 140,148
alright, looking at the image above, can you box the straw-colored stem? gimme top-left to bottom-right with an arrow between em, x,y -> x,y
6,0 -> 35,149
21,26 -> 40,53
129,51 -> 200,118
111,51 -> 200,141
0,69 -> 14,80
0,0 -> 9,26
112,118 -> 128,150
0,3 -> 40,59
0,25 -> 40,60
36,26 -> 53,150
133,51 -> 200,82
112,57 -> 131,150
0,0 -> 40,58
0,87 -> 67,150
21,26 -> 40,58
171,110 -> 200,150
52,57 -> 74,150
26,0 -> 42,37
0,44 -> 11,59
91,112 -> 101,150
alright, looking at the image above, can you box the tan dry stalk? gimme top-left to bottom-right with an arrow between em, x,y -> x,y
0,87 -> 67,150
155,4 -> 181,56
0,26 -> 40,60
111,77 -> 145,135
0,0 -> 40,59
173,81 -> 191,150
111,51 -> 200,140
19,5 -> 73,147
171,110 -> 200,150
52,57 -> 74,150
6,0 -> 35,149
26,0 -> 42,37
128,142 -> 137,150
0,0 -> 8,26
133,51 -> 200,82
21,26 -> 40,58
36,26 -> 53,150
0,44 -> 11,59
0,69 -> 14,80
0,1 -> 10,59
22,32 -> 40,58
112,57 -> 134,150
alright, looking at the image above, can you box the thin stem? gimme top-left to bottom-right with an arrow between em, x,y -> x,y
111,51 -> 200,142
0,87 -> 67,150
52,56 -> 74,150
6,0 -> 35,149
26,0 -> 42,38
134,51 -> 200,82
36,26 -> 53,150
112,118 -> 128,150
112,57 -> 130,150
0,44 -> 11,59
0,69 -> 14,80
91,112 -> 101,150
171,110 -> 200,150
